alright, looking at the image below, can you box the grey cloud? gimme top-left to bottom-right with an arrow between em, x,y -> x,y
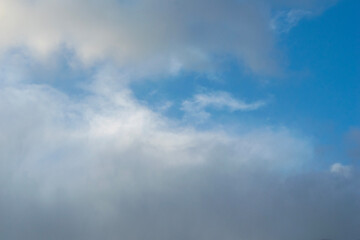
0,0 -> 335,77
345,128 -> 360,162
331,163 -> 353,177
0,72 -> 359,240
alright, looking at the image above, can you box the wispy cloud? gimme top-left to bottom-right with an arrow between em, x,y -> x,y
271,9 -> 312,33
182,91 -> 266,121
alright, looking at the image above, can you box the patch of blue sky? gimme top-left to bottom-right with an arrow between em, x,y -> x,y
275,0 -> 360,159
130,0 -> 359,166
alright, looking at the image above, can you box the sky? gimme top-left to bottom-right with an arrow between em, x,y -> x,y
0,0 -> 359,239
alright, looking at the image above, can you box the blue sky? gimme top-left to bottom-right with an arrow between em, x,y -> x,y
130,0 -> 359,166
0,0 -> 359,239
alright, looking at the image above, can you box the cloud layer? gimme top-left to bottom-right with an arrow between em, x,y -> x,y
0,70 -> 359,239
0,0 -> 336,77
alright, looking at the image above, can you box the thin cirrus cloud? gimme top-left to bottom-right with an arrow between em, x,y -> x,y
182,91 -> 266,121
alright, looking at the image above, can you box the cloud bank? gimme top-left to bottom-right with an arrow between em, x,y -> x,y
0,71 -> 359,239
0,0 -> 336,77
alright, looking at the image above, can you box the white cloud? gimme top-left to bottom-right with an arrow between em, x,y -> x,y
182,91 -> 266,121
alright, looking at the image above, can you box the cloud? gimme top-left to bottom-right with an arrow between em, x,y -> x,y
0,0 -> 336,77
345,127 -> 360,161
271,9 -> 312,33
181,91 -> 266,121
0,1 -> 352,239
0,69 -> 359,239
330,163 -> 353,178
